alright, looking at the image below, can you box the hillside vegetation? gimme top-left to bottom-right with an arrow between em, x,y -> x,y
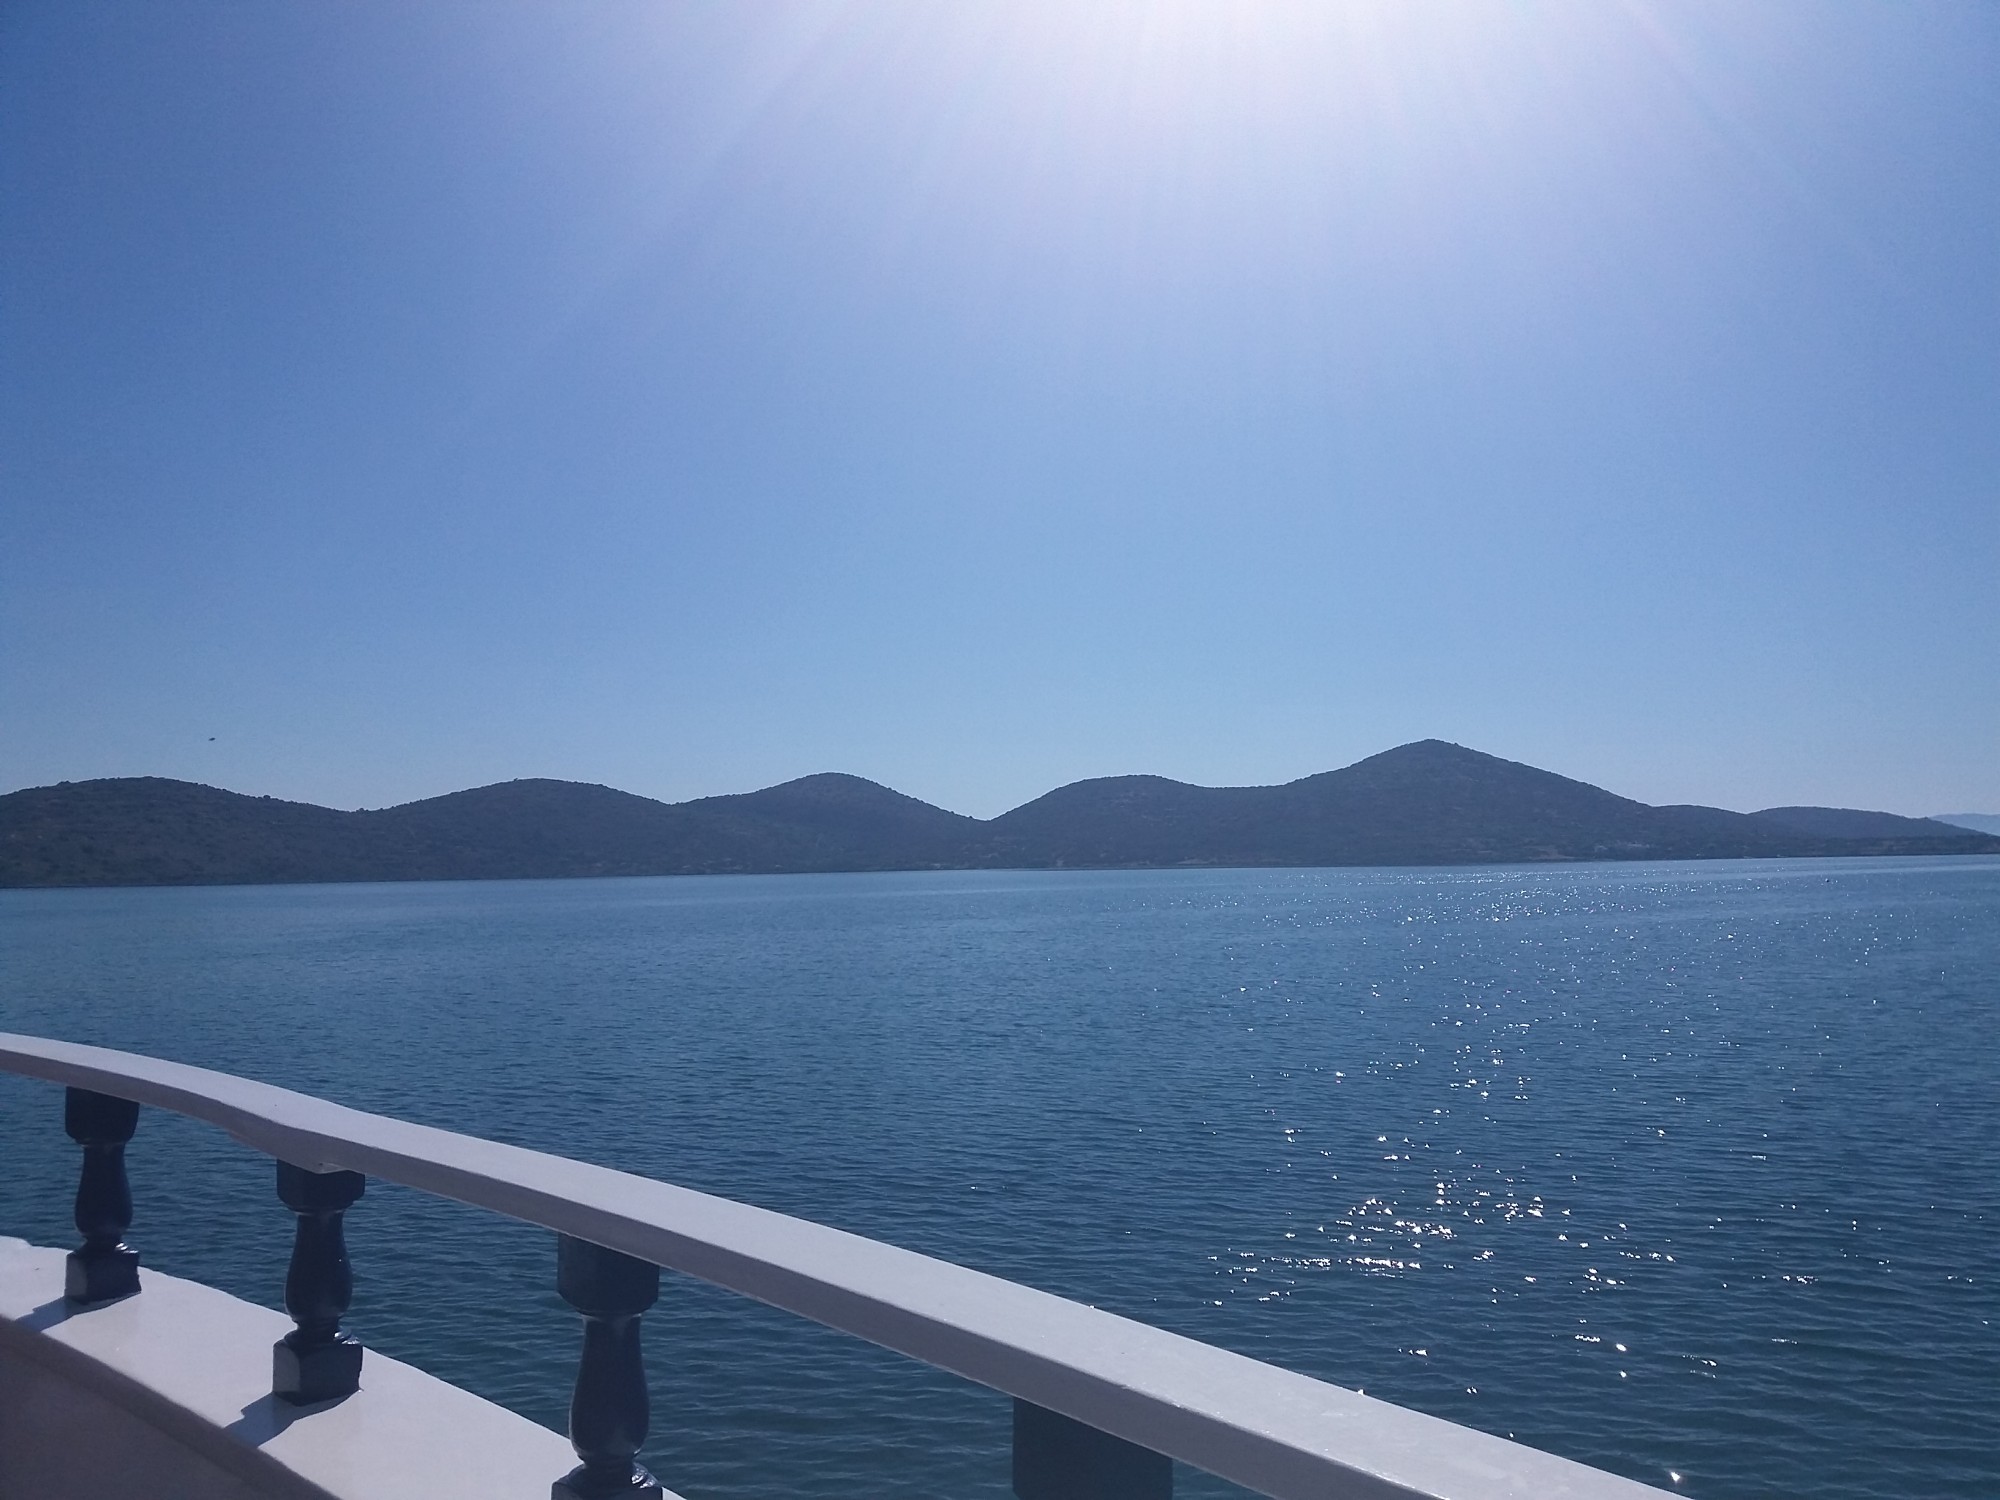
4,741 -> 1994,888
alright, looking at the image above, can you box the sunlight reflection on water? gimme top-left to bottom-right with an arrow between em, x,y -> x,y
2,857 -> 1996,1499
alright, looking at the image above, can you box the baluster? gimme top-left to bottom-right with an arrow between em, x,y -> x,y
554,1234 -> 663,1499
272,1161 -> 367,1403
1013,1399 -> 1172,1500
64,1087 -> 141,1303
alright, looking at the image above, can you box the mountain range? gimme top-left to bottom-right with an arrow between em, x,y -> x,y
2,740 -> 1993,888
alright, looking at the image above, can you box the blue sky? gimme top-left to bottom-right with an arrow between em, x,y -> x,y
3,1 -> 1994,817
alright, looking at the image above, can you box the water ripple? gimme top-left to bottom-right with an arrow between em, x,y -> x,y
2,856 -> 1996,1499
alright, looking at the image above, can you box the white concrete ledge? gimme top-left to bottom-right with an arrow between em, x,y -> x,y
0,1237 -> 603,1500
0,1032 -> 1670,1500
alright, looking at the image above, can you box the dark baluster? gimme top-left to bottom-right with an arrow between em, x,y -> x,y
1013,1399 -> 1172,1500
554,1234 -> 662,1499
272,1161 -> 366,1403
64,1087 -> 141,1303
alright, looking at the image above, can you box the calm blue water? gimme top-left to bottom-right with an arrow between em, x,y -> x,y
2,860 -> 1996,1499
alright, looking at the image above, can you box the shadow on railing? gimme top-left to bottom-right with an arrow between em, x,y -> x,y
0,1032 -> 1667,1500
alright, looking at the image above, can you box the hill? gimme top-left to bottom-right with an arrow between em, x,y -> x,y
1750,806 -> 1970,840
1931,812 -> 2000,837
353,773 -> 981,879
3,741 -> 1995,888
0,777 -> 389,887
982,742 -> 1988,867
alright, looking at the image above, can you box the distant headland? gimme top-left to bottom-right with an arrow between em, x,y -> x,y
2,740 -> 1994,889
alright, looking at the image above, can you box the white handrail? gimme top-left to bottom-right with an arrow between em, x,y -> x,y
0,1032 -> 1667,1500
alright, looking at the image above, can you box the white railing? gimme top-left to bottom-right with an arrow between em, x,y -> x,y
0,1032 -> 1668,1500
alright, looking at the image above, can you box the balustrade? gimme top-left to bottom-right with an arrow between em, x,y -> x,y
41,1085 -> 1179,1497
1,1033 -> 1670,1500
273,1160 -> 367,1403
63,1085 -> 141,1304
554,1234 -> 663,1499
1015,1400 -> 1173,1500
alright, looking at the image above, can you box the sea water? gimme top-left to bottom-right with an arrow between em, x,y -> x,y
1,859 -> 1994,1499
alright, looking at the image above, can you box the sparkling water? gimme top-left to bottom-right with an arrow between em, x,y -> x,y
2,858 -> 1995,1498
